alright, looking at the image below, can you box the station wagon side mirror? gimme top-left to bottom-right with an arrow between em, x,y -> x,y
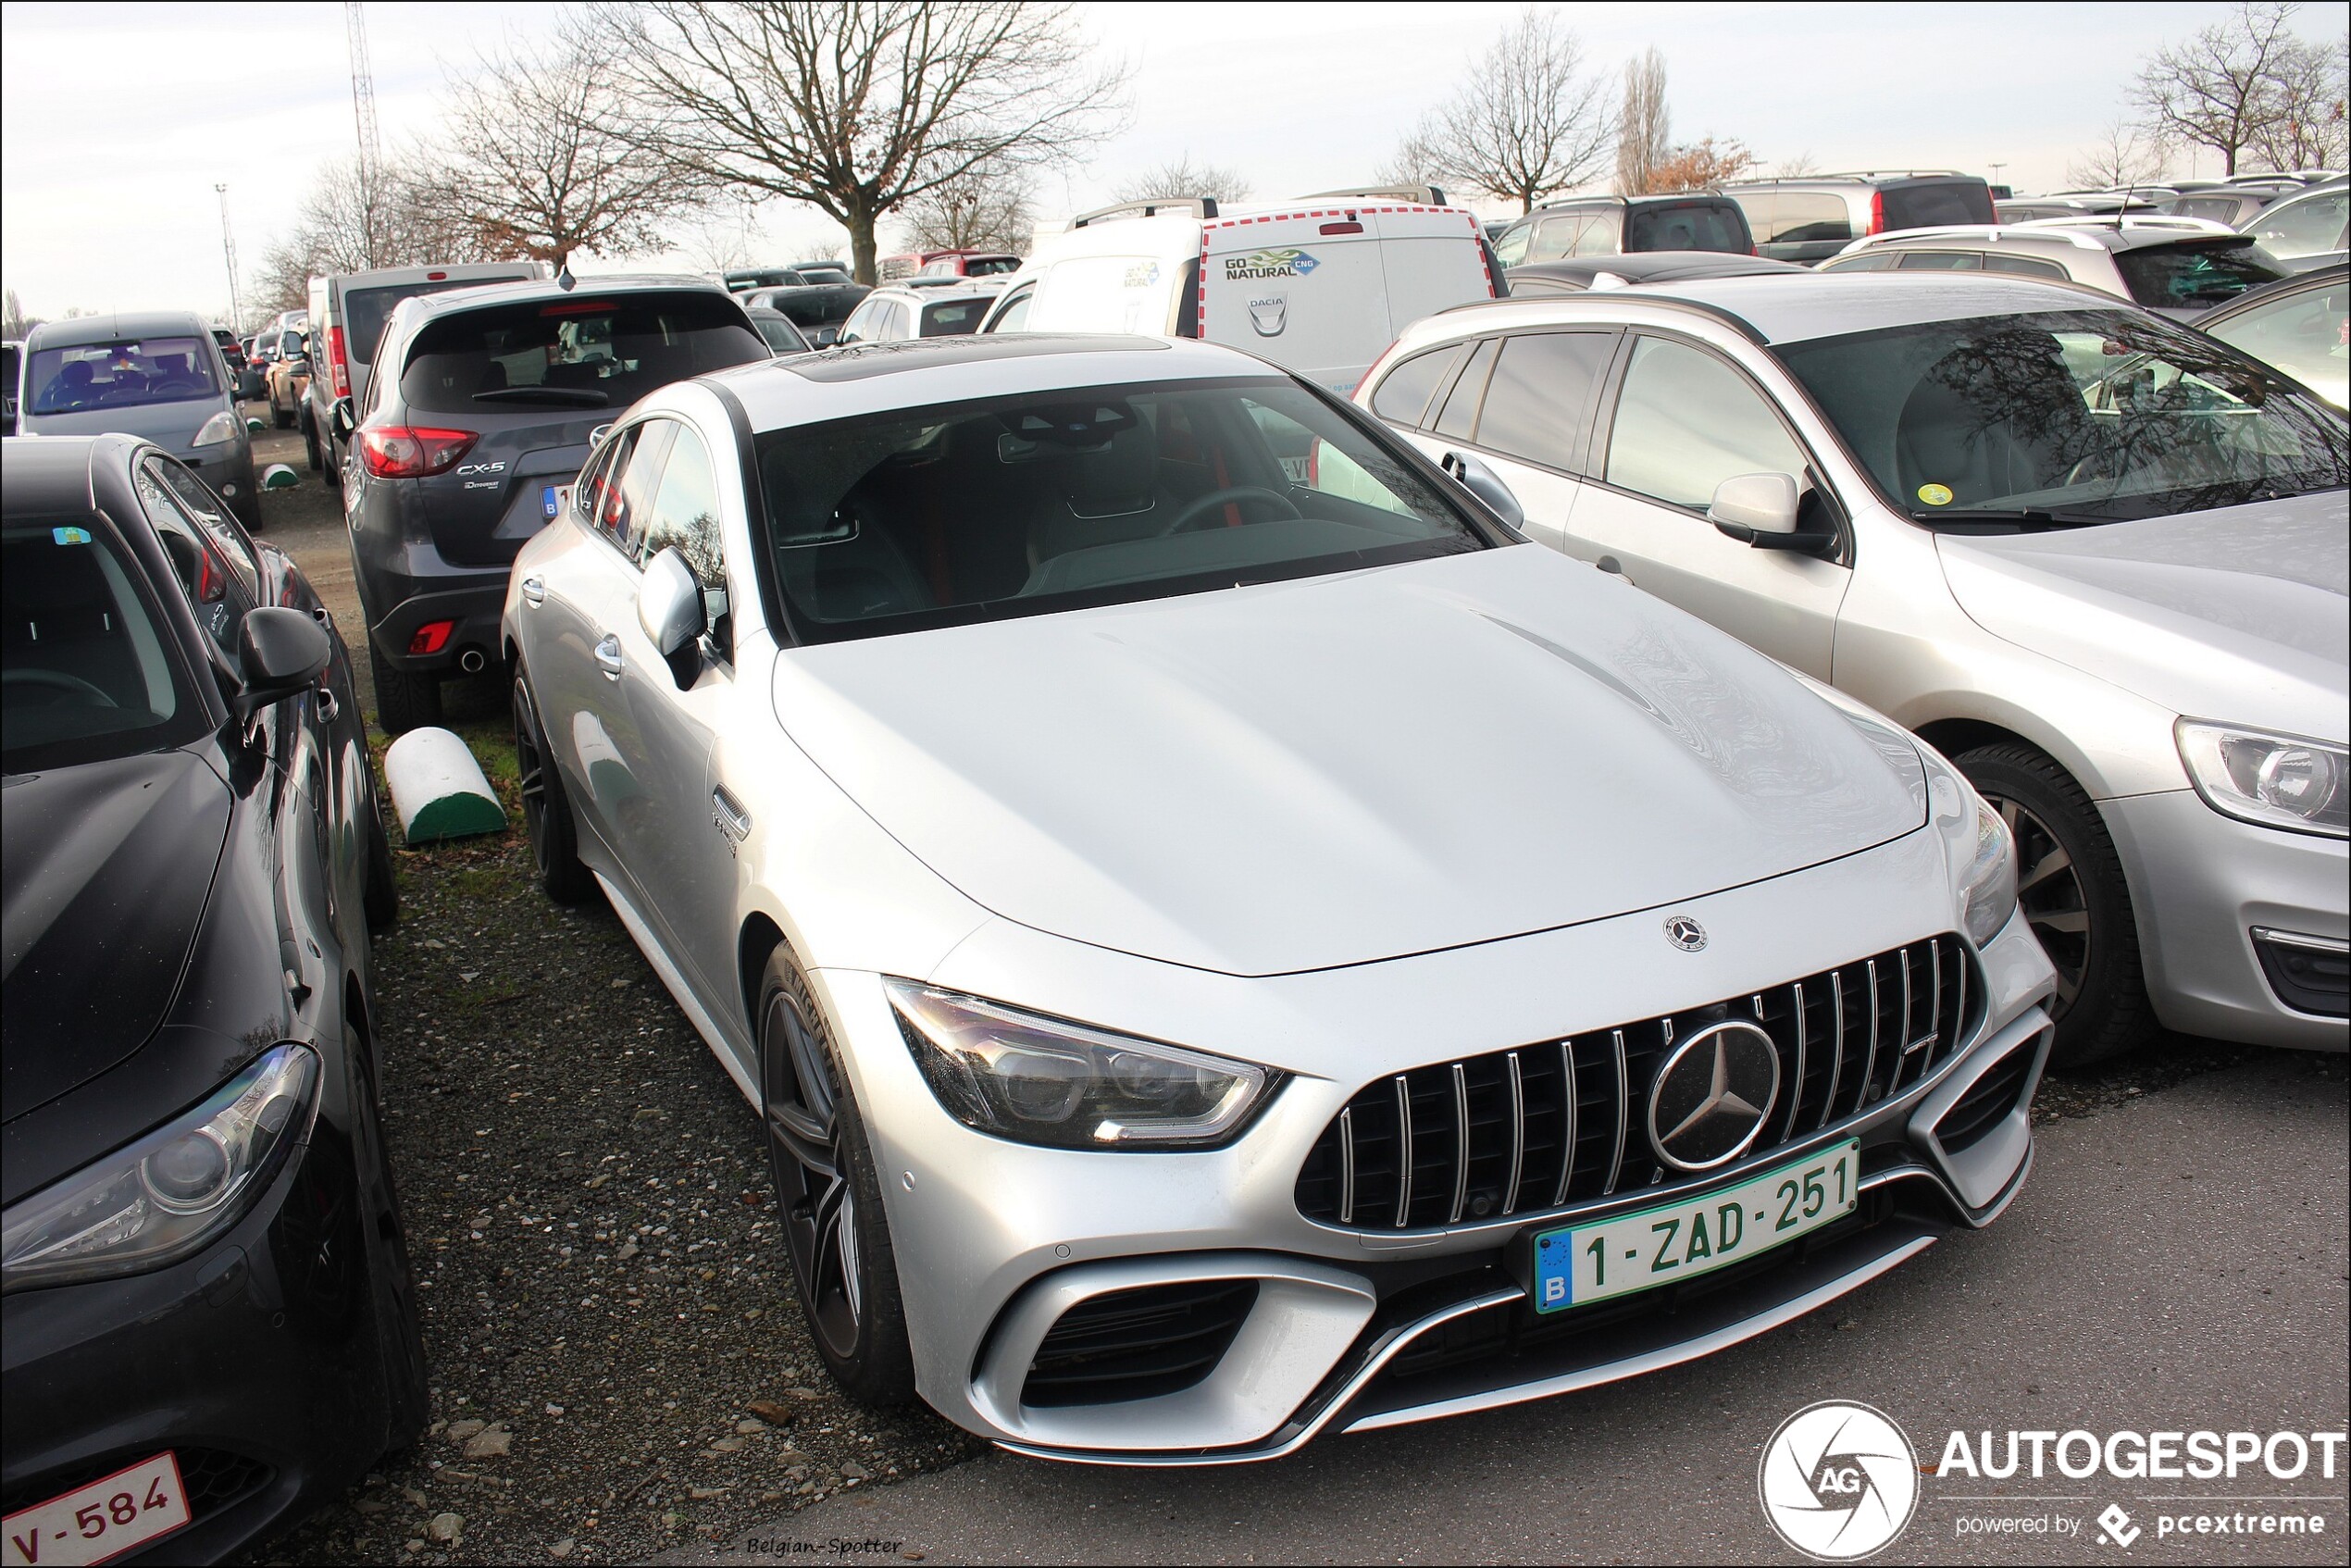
1438,450 -> 1526,531
1708,472 -> 1803,543
639,547 -> 706,686
233,605 -> 333,726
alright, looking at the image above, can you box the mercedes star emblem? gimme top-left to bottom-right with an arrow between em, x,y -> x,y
1663,915 -> 1707,952
1648,1019 -> 1781,1171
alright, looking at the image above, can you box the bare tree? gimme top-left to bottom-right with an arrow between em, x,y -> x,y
430,35 -> 714,271
593,1 -> 1126,283
1773,150 -> 1818,177
1647,137 -> 1759,193
248,156 -> 516,318
2066,117 -> 2167,190
1375,129 -> 1449,193
1,287 -> 38,341
2131,1 -> 2308,177
1615,48 -> 1670,196
906,162 -> 1037,250
1112,154 -> 1250,205
1412,8 -> 1615,213
2247,25 -> 2349,170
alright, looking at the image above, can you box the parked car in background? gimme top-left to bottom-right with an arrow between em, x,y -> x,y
724,266 -> 831,292
836,280 -> 1003,343
980,193 -> 1496,392
1362,271 -> 2347,1063
1724,171 -> 1997,266
305,260 -> 551,483
2,432 -> 420,1564
1821,219 -> 2290,317
739,280 -> 871,347
1996,194 -> 2156,222
1490,193 -> 1756,267
911,251 -> 1022,279
234,335 -> 266,401
747,306 -> 815,355
19,311 -> 262,527
265,328 -> 310,429
2241,178 -> 2349,267
2159,185 -> 2292,229
1504,252 -> 1807,295
210,327 -> 243,389
2,339 -> 19,435
790,260 -> 854,286
2195,261 -> 2348,408
504,332 -> 2055,1459
340,274 -> 769,730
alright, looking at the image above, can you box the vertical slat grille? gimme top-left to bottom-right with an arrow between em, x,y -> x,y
1294,934 -> 1980,1230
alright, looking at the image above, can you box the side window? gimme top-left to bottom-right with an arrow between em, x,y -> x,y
2257,192 -> 2347,257
152,459 -> 262,602
639,425 -> 727,588
1369,342 -> 1468,428
885,301 -> 914,341
988,285 -> 1036,333
1473,332 -> 1616,471
1821,252 -> 1898,272
1240,398 -> 1421,517
1604,336 -> 1810,511
1570,214 -> 1620,257
1983,254 -> 2069,280
137,460 -> 255,657
1527,214 -> 1580,263
603,421 -> 676,562
1431,339 -> 1498,442
1897,251 -> 1984,270
573,428 -> 635,534
1491,219 -> 1533,268
838,298 -> 882,343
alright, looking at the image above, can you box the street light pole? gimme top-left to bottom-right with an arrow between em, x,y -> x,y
215,183 -> 242,330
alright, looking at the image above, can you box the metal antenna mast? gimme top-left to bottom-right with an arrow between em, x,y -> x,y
346,1 -> 382,184
215,183 -> 243,330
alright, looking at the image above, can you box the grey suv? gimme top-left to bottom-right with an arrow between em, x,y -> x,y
1491,193 -> 1753,267
1723,171 -> 1996,265
339,275 -> 768,729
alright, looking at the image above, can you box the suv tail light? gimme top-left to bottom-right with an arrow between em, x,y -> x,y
328,326 -> 351,398
1868,190 -> 1887,236
357,426 -> 479,479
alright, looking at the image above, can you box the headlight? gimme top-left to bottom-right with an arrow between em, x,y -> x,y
1922,750 -> 2018,948
1,1043 -> 318,1293
193,410 -> 242,447
2176,720 -> 2347,839
886,981 -> 1275,1150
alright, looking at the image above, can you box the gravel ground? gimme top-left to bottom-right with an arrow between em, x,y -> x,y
224,414 -> 2277,1563
237,419 -> 985,1568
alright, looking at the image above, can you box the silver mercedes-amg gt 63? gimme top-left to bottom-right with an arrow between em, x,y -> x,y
501,333 -> 2056,1462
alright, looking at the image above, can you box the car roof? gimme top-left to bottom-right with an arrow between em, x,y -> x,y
25,311 -> 210,349
701,333 -> 1276,430
1848,220 -> 2248,254
1511,193 -> 1740,218
875,281 -> 1008,304
1421,272 -> 2121,347
1,432 -> 105,514
1507,253 -> 1806,287
402,273 -> 735,323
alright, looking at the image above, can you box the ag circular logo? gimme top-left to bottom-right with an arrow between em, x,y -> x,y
1758,1400 -> 1920,1561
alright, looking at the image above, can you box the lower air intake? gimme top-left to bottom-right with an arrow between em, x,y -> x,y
1022,1279 -> 1260,1408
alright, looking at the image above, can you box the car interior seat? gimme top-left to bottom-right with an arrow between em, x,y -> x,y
1894,334 -> 2098,506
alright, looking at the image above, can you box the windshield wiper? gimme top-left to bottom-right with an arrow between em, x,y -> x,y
473,385 -> 610,406
1908,506 -> 2117,530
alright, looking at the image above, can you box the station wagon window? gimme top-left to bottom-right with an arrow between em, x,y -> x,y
1491,220 -> 1533,268
1820,253 -> 1898,272
1431,339 -> 1498,441
1984,254 -> 2069,280
1473,332 -> 1615,471
1738,191 -> 1852,245
1604,337 -> 1809,511
1897,251 -> 1984,270
1368,342 -> 1467,428
1527,212 -> 1584,263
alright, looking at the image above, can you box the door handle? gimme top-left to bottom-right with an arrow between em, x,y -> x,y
594,634 -> 624,679
712,786 -> 752,843
520,577 -> 546,608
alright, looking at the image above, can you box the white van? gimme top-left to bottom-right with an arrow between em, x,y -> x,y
979,190 -> 1499,392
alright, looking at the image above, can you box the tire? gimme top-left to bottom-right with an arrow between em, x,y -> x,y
363,787 -> 400,932
320,434 -> 340,486
348,1024 -> 430,1450
371,659 -> 442,734
305,416 -> 324,472
273,397 -> 294,429
757,946 -> 915,1409
1957,742 -> 2153,1068
511,666 -> 597,904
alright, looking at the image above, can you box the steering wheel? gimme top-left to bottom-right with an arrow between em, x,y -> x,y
2,668 -> 118,707
1156,484 -> 1303,537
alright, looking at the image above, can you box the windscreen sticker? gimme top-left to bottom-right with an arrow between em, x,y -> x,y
1224,248 -> 1320,280
51,526 -> 92,545
1916,483 -> 1954,506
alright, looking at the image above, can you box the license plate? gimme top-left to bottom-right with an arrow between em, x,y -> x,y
3,1453 -> 190,1567
1530,1140 -> 1860,1313
541,484 -> 567,521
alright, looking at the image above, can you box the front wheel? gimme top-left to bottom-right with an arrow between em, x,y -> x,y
1958,742 -> 2152,1068
757,946 -> 915,1409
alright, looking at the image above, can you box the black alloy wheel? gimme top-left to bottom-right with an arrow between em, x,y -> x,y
1959,742 -> 2151,1067
756,948 -> 914,1407
510,667 -> 595,903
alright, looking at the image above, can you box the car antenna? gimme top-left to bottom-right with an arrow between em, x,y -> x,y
557,263 -> 577,292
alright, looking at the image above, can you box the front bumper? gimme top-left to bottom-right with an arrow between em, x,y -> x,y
819,832 -> 2057,1462
2103,789 -> 2348,1051
2,1140 -> 405,1562
182,445 -> 256,512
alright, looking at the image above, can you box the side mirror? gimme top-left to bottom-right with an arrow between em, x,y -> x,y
233,605 -> 334,725
330,398 -> 355,442
1438,450 -> 1526,531
638,546 -> 706,661
1709,472 -> 1802,542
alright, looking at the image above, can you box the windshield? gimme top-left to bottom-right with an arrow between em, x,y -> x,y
754,377 -> 1488,642
3,517 -> 196,769
28,337 -> 219,414
399,292 -> 767,412
2110,242 -> 2287,313
1773,307 -> 2348,525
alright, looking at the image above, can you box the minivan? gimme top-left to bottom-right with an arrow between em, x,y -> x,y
979,192 -> 1499,393
1489,193 -> 1755,267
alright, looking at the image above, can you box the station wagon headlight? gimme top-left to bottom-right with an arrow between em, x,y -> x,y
886,981 -> 1275,1150
2177,720 -> 2348,839
0,1044 -> 318,1293
193,410 -> 243,447
1922,751 -> 2017,949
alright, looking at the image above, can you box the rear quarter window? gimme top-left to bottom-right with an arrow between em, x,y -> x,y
1369,342 -> 1467,427
398,292 -> 765,415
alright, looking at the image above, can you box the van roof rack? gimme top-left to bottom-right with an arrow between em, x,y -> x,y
1816,168 -> 1971,180
1303,183 -> 1449,206
1069,197 -> 1219,228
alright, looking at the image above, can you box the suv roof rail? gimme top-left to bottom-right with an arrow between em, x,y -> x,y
1303,183 -> 1449,206
1814,168 -> 1972,180
1069,197 -> 1219,228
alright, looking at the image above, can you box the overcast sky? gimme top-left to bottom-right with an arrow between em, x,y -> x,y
0,0 -> 2327,324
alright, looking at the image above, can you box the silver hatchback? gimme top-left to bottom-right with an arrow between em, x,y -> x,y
1362,273 -> 2348,1064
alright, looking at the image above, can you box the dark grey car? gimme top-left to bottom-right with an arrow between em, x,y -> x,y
339,276 -> 768,729
1491,194 -> 1754,268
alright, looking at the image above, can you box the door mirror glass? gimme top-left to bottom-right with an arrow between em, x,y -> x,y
1440,450 -> 1526,530
1709,471 -> 1802,540
638,546 -> 706,658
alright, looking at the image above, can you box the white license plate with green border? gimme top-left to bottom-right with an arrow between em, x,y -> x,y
1531,1139 -> 1860,1313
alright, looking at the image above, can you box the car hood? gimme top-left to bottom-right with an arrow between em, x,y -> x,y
1937,493 -> 2350,738
773,546 -> 1927,977
2,749 -> 231,1122
23,399 -> 230,453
